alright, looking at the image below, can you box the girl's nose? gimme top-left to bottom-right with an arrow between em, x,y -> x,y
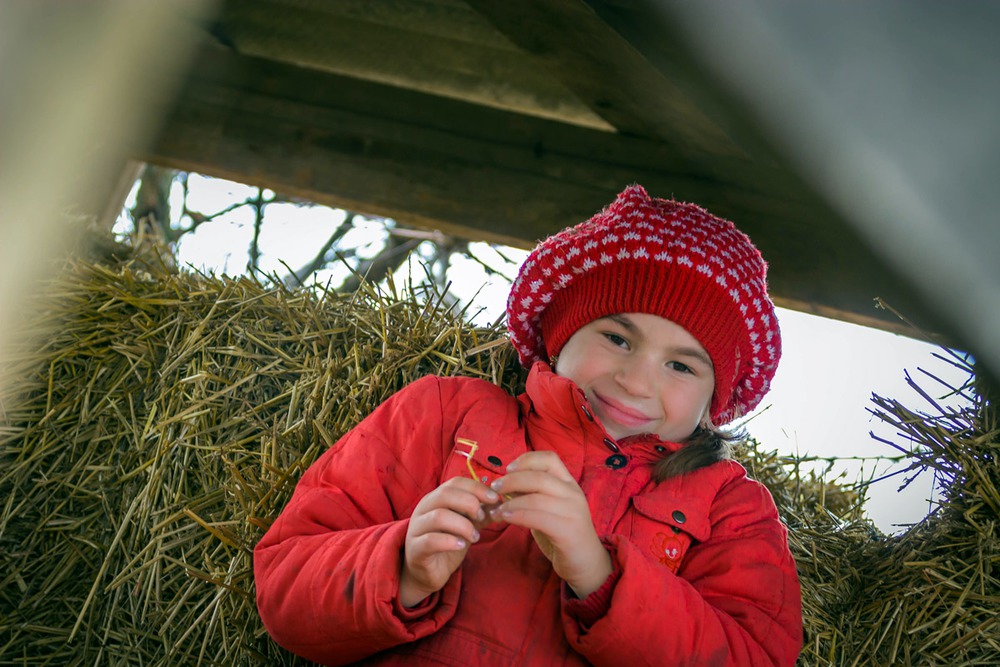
614,357 -> 655,396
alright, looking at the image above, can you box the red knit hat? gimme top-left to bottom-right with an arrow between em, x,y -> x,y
506,184 -> 780,425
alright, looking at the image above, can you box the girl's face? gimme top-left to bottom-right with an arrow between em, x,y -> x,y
553,313 -> 715,443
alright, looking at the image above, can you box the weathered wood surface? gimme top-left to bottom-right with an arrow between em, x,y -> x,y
143,0 -> 952,340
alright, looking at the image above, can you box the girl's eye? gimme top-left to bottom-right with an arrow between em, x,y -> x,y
603,333 -> 628,348
667,361 -> 694,374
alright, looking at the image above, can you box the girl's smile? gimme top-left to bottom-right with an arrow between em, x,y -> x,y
590,392 -> 654,427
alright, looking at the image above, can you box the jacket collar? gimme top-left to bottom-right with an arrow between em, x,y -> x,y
515,363 -> 743,544
522,361 -> 590,431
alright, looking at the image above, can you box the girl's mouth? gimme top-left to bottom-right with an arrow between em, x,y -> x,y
592,392 -> 654,427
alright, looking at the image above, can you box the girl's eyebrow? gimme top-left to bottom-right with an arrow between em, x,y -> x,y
605,314 -> 713,369
606,314 -> 637,332
673,346 -> 714,370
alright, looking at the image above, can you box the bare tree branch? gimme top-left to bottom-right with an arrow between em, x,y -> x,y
432,238 -> 467,286
464,245 -> 514,281
338,236 -> 421,292
284,212 -> 357,287
248,188 -> 265,272
124,169 -> 515,315
389,227 -> 451,243
181,197 -> 253,230
131,164 -> 174,239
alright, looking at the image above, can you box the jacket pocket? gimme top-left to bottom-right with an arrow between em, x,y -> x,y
630,495 -> 711,574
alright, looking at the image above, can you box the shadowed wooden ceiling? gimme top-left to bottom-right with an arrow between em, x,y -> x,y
143,0 -> 957,342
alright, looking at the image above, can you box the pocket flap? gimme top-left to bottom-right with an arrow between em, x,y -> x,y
632,494 -> 711,542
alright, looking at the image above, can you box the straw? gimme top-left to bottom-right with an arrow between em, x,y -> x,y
1,254 -> 996,665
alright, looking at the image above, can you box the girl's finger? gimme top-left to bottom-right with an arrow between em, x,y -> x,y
426,505 -> 480,532
433,476 -> 501,504
413,506 -> 483,541
505,450 -> 574,481
491,492 -> 578,523
491,467 -> 585,500
419,479 -> 498,521
409,531 -> 472,554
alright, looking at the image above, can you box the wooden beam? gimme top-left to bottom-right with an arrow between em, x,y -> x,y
212,0 -> 612,129
145,43 -> 948,339
465,0 -> 739,155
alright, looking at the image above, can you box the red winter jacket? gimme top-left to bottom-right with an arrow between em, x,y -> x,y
254,363 -> 802,666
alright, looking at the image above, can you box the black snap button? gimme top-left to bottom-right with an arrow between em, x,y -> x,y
602,438 -> 620,452
672,510 -> 687,524
606,454 -> 628,469
655,445 -> 666,453
581,405 -> 594,421
487,455 -> 502,466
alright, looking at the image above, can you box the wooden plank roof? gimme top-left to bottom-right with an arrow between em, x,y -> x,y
142,0 -> 997,358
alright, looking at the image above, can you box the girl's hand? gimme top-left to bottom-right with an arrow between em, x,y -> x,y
489,451 -> 612,598
400,477 -> 499,607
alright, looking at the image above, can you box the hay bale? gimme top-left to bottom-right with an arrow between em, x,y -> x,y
831,365 -> 999,666
789,359 -> 999,666
1,259 -> 996,665
0,260 -> 519,665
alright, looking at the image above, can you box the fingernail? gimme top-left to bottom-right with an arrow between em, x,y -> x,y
505,461 -> 518,471
456,538 -> 467,549
490,479 -> 503,492
472,529 -> 481,543
477,507 -> 487,521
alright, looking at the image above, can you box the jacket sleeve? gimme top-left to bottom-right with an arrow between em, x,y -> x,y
562,470 -> 803,667
253,375 -> 463,666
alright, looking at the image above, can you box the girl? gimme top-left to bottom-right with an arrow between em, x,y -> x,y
254,184 -> 803,666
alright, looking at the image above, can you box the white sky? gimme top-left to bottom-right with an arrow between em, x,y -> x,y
122,173 -> 972,534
